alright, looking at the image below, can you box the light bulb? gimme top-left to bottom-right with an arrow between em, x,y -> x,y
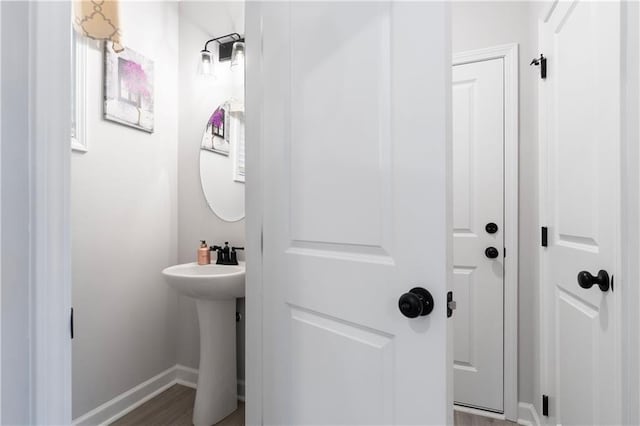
198,50 -> 215,77
230,41 -> 245,70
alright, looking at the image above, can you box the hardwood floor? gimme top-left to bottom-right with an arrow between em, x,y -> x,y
454,411 -> 516,426
109,384 -> 511,426
110,385 -> 244,426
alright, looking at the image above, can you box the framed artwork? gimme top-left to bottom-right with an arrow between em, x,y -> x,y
212,107 -> 225,139
201,103 -> 231,156
104,42 -> 154,132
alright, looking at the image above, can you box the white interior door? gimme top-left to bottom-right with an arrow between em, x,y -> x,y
452,58 -> 504,413
249,2 -> 452,424
540,1 -> 621,424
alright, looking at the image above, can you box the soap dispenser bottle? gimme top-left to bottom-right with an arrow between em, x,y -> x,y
198,240 -> 210,265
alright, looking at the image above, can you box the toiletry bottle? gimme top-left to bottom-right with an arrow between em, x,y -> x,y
198,240 -> 210,265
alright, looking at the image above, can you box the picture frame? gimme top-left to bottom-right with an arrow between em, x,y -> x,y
212,107 -> 225,139
201,103 -> 231,156
103,42 -> 155,133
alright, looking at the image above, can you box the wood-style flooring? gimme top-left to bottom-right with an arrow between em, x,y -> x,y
454,411 -> 516,426
110,384 -> 514,426
110,385 -> 244,426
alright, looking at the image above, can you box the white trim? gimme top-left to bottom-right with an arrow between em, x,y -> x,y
73,365 -> 244,426
244,2 -> 264,425
237,379 -> 246,402
0,3 -> 3,423
72,366 -> 178,426
454,404 -> 506,420
542,0 -> 559,24
620,1 -> 640,423
452,43 -> 519,422
517,402 -> 542,426
537,14 -> 551,426
175,364 -> 199,388
175,365 -> 245,401
454,402 -> 540,426
30,2 -> 72,424
71,32 -> 88,153
636,3 -> 640,422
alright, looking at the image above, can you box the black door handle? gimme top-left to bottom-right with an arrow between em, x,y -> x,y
577,270 -> 610,292
485,247 -> 499,259
485,222 -> 498,234
398,287 -> 434,318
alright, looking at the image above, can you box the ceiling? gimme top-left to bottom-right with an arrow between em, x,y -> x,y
179,1 -> 245,38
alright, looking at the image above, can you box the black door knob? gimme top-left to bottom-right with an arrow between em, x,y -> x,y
485,247 -> 499,259
577,270 -> 610,292
398,287 -> 434,318
485,222 -> 498,234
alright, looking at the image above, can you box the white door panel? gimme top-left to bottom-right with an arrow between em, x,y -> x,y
252,2 -> 452,424
540,1 -> 620,424
452,59 -> 504,412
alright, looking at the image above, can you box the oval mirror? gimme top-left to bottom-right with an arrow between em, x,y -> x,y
199,98 -> 245,221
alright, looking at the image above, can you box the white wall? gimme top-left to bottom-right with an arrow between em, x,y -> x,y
452,1 -> 542,410
71,2 -> 179,419
177,1 -> 246,388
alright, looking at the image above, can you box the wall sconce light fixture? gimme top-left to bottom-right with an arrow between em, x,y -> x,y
198,50 -> 215,77
199,33 -> 244,76
230,41 -> 245,70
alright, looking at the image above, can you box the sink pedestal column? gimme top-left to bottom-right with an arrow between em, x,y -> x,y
193,299 -> 237,426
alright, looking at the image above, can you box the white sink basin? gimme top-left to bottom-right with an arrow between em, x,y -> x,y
162,262 -> 245,300
161,261 -> 245,426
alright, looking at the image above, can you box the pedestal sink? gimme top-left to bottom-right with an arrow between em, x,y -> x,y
162,262 -> 245,426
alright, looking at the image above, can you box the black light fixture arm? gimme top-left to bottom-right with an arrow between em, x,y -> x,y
203,32 -> 243,53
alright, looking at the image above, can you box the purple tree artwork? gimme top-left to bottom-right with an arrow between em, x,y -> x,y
200,102 -> 230,156
118,58 -> 151,125
209,107 -> 225,138
104,43 -> 155,132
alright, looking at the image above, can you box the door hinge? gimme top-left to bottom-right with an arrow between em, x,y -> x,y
70,307 -> 74,339
542,394 -> 549,416
447,291 -> 456,318
531,54 -> 547,79
541,226 -> 548,247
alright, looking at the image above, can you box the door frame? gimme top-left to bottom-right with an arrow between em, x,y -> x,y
244,3 -> 264,425
30,2 -> 73,423
452,43 -> 519,422
621,1 -> 640,422
4,1 -> 73,424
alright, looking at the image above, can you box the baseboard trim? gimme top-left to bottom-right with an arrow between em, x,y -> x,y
73,364 -> 245,425
77,371 -> 536,426
454,402 -> 541,426
72,366 -> 177,426
454,404 -> 506,420
237,379 -> 246,402
517,402 -> 542,426
175,364 -> 198,388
